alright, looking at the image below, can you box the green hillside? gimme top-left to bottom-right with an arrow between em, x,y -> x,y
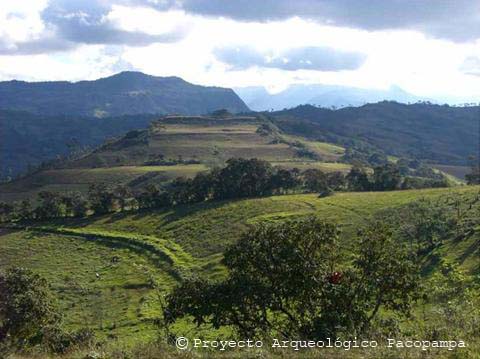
272,102 -> 479,165
0,72 -> 249,118
2,185 -> 478,346
0,115 -> 348,202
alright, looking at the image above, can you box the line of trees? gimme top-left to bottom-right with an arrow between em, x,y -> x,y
0,158 -> 449,223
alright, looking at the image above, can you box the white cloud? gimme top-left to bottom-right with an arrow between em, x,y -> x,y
0,1 -> 479,101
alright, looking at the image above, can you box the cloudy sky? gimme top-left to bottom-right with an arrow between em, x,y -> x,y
1,0 -> 480,101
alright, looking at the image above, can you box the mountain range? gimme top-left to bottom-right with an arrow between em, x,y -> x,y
0,71 -> 249,117
235,84 -> 429,111
1,71 -> 478,180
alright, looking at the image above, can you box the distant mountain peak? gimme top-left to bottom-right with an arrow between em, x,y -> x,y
235,83 -> 427,111
0,72 -> 249,117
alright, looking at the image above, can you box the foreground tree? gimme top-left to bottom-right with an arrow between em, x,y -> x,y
353,222 -> 422,329
0,268 -> 59,347
164,217 -> 421,339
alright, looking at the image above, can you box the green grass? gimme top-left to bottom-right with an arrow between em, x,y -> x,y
65,186 -> 478,259
2,185 -> 479,345
0,229 -> 173,345
280,134 -> 345,161
0,164 -> 207,202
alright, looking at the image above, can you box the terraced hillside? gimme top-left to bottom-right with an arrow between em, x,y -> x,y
2,185 -> 478,344
0,115 -> 348,202
69,116 -> 345,167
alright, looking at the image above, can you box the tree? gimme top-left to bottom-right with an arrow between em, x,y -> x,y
302,169 -> 329,192
269,168 -> 298,194
326,171 -> 346,191
346,165 -> 371,191
0,202 -> 14,223
0,268 -> 59,347
114,185 -> 131,211
213,158 -> 274,199
164,217 -> 421,339
88,184 -> 115,215
353,222 -> 421,329
188,172 -> 215,202
63,193 -> 89,218
401,176 -> 448,189
368,152 -> 388,166
168,177 -> 194,205
165,217 -> 343,339
396,158 -> 411,176
16,199 -> 33,221
465,156 -> 480,185
35,191 -> 64,219
136,184 -> 170,209
373,163 -> 401,191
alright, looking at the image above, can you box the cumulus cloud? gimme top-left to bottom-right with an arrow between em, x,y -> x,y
140,0 -> 480,42
0,36 -> 75,55
42,0 -> 186,46
214,46 -> 366,71
0,0 -> 188,55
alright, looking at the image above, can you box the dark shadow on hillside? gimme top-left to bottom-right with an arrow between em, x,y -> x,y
28,197 -> 248,230
30,227 -> 183,281
102,198 -> 246,225
458,235 -> 480,272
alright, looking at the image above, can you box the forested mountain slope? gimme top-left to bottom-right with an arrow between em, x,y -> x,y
0,71 -> 249,117
271,101 -> 479,165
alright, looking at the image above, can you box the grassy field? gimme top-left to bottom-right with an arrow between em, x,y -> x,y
0,165 -> 207,202
0,229 -> 168,344
2,185 -> 478,348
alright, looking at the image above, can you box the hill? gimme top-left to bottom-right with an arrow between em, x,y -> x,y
1,185 -> 478,345
0,71 -> 249,117
271,101 -> 480,166
0,115 -> 348,201
0,110 -> 159,179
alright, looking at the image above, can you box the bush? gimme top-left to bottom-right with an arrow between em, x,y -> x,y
164,217 -> 421,339
0,268 -> 60,351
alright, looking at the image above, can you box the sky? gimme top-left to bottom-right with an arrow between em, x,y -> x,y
1,0 -> 480,101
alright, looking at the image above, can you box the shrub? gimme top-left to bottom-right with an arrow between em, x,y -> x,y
164,217 -> 421,339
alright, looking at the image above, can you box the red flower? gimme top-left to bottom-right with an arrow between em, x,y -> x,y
328,271 -> 342,284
